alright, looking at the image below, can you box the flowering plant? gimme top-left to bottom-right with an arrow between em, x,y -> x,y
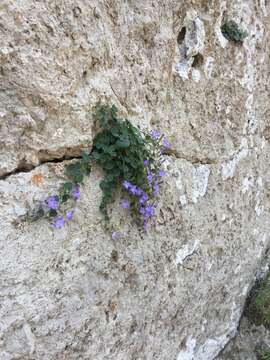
27,104 -> 169,230
27,152 -> 90,228
92,105 -> 169,229
119,132 -> 168,229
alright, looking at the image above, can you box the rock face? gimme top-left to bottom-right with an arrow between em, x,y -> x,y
0,0 -> 270,359
217,316 -> 270,360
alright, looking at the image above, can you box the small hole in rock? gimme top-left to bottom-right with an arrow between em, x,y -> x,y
192,53 -> 204,68
111,249 -> 118,262
73,6 -> 82,17
177,27 -> 186,44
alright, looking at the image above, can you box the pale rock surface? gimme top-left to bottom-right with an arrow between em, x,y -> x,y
217,317 -> 270,359
0,0 -> 270,359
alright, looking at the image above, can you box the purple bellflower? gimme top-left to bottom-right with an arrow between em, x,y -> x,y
66,209 -> 75,221
153,182 -> 159,197
53,215 -> 65,228
121,199 -> 130,209
72,185 -> 80,200
123,180 -> 132,190
150,130 -> 161,140
158,170 -> 166,177
139,193 -> 148,204
46,196 -> 59,210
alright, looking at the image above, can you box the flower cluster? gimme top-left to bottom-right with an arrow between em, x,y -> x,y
46,185 -> 81,228
121,172 -> 165,229
27,149 -> 91,228
120,129 -> 169,229
27,104 -> 171,233
150,130 -> 171,153
29,184 -> 81,228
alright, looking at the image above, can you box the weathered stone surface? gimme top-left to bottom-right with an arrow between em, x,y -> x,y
0,0 -> 270,359
217,265 -> 270,359
217,317 -> 270,360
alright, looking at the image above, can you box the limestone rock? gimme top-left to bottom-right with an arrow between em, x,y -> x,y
0,0 -> 270,359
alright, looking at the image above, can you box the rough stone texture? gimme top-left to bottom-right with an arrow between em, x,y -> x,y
217,265 -> 270,360
0,0 -> 270,359
217,317 -> 270,360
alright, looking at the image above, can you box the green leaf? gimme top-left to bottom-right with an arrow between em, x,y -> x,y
59,193 -> 70,203
106,174 -> 115,182
29,206 -> 45,222
62,181 -> 73,191
110,167 -> 121,177
103,145 -> 116,156
92,151 -> 102,160
82,162 -> 91,176
90,103 -> 160,221
82,151 -> 90,163
65,162 -> 84,183
116,138 -> 130,148
111,126 -> 120,137
48,209 -> 57,218
103,161 -> 115,170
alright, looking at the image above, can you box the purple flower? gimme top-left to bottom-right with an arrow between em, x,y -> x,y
130,185 -> 138,195
150,129 -> 161,140
139,193 -> 148,204
153,182 -> 159,196
139,204 -> 155,222
134,187 -> 143,196
72,185 -> 80,200
121,199 -> 130,209
123,181 -> 143,197
123,180 -> 132,190
147,172 -> 154,184
162,138 -> 171,149
66,209 -> 75,221
53,215 -> 65,229
158,170 -> 166,177
140,207 -> 146,216
144,160 -> 149,167
46,196 -> 59,210
144,203 -> 156,218
140,204 -> 155,220
112,231 -> 126,240
143,220 -> 150,231
112,231 -> 120,240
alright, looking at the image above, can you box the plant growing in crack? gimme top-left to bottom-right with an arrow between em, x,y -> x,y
27,151 -> 91,228
256,345 -> 270,360
26,104 -> 170,230
245,272 -> 270,329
